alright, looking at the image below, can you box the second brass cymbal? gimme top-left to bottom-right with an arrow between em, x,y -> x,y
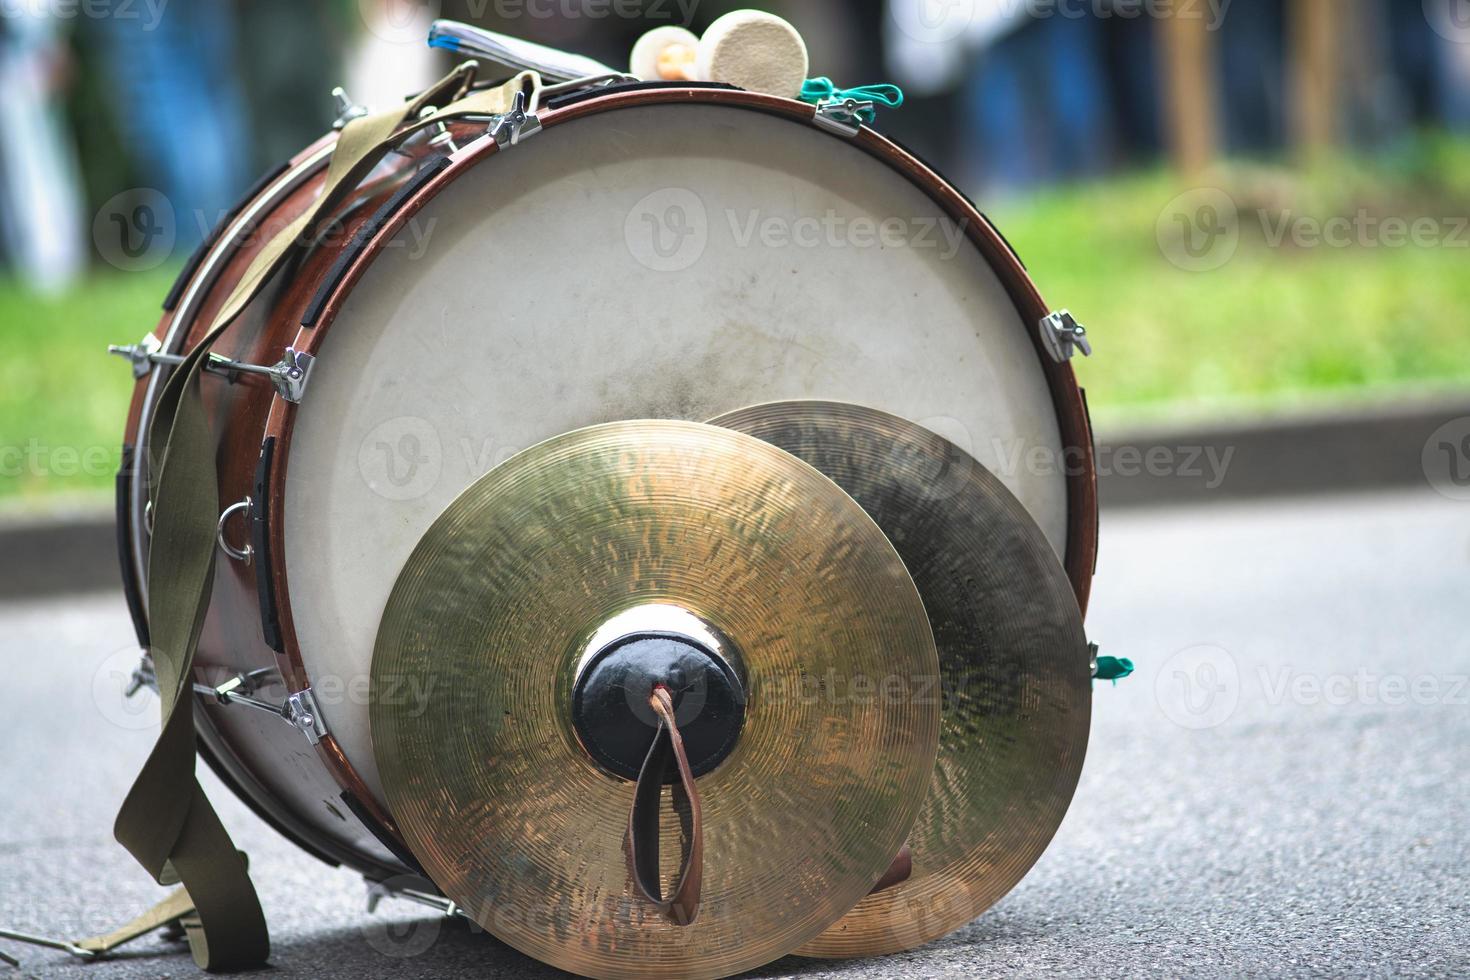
371,420 -> 940,980
710,402 -> 1092,959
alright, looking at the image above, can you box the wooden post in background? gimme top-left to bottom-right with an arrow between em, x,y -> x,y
1157,9 -> 1220,176
1290,0 -> 1339,159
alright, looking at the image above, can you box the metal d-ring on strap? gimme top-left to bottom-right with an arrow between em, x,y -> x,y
97,64 -> 543,972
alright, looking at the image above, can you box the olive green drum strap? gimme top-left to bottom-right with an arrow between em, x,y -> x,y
75,887 -> 196,956
112,67 -> 539,972
117,336 -> 269,971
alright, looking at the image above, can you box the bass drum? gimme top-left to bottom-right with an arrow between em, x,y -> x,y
119,84 -> 1098,882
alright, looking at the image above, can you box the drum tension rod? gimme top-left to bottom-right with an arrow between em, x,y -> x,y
193,674 -> 329,746
365,879 -> 468,921
108,334 -> 317,404
124,655 -> 327,746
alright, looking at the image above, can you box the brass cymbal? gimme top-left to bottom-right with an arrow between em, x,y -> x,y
371,420 -> 940,980
709,402 -> 1091,958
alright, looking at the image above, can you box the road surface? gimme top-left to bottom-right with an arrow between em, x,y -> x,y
1,489 -> 1465,977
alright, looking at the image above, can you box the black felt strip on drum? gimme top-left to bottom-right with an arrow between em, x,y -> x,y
251,438 -> 284,654
543,79 -> 739,111
300,156 -> 453,330
337,792 -> 427,875
162,160 -> 291,311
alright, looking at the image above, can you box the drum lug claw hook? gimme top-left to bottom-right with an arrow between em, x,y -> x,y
332,86 -> 369,130
190,673 -> 328,746
109,341 -> 315,403
813,98 -> 875,137
1040,310 -> 1093,363
489,91 -> 541,148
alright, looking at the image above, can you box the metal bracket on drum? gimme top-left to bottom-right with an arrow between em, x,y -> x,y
365,878 -> 468,921
181,669 -> 330,746
109,338 -> 317,403
488,90 -> 541,148
331,86 -> 370,130
812,98 -> 875,137
1039,310 -> 1094,363
124,651 -> 158,698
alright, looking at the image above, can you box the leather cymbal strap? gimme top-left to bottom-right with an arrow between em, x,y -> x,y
626,687 -> 703,927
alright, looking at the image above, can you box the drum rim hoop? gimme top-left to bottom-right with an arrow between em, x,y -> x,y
127,85 -> 1099,874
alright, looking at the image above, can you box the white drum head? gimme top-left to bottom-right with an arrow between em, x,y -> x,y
284,102 -> 1068,806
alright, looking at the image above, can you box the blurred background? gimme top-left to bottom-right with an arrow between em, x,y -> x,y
2,0 -> 1469,510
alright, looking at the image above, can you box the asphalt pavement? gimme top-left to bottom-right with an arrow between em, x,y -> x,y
1,488 -> 1466,978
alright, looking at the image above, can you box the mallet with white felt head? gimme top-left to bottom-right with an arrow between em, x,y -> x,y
630,10 -> 809,99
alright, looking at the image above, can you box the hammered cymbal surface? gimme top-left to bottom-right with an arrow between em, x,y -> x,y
710,402 -> 1091,958
371,420 -> 940,980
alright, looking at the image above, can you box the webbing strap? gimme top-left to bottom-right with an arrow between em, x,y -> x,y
112,66 -> 538,972
76,888 -> 195,955
116,333 -> 268,971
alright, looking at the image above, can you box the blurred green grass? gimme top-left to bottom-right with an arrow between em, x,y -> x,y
994,135 -> 1470,426
0,267 -> 175,510
2,136 -> 1468,508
